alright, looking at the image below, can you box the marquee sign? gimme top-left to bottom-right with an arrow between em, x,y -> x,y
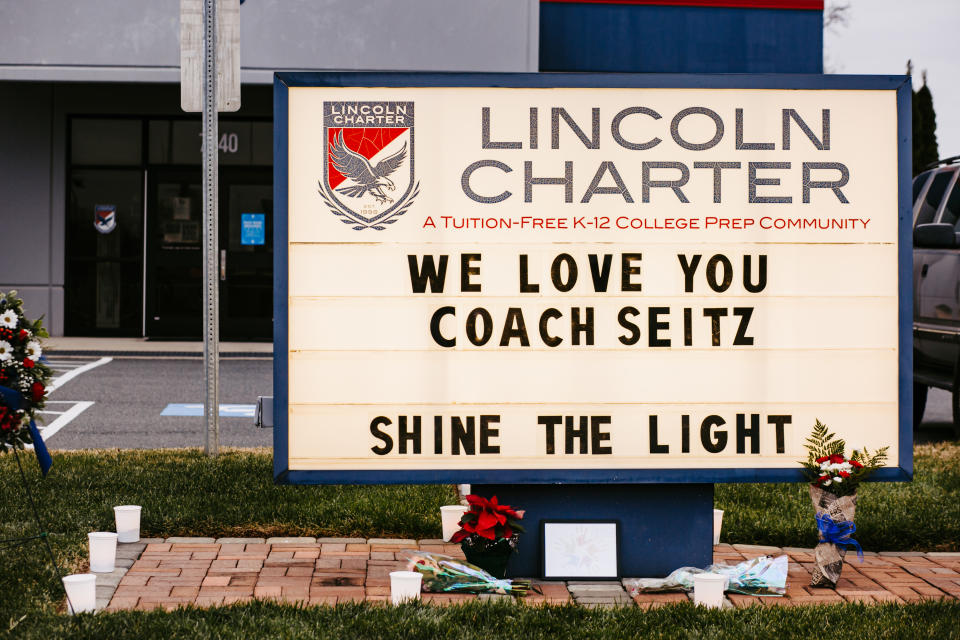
273,73 -> 912,484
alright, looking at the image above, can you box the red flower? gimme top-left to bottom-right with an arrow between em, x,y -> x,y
0,406 -> 16,432
450,494 -> 524,544
850,460 -> 864,469
30,381 -> 45,403
829,454 -> 844,464
22,358 -> 34,369
839,471 -> 851,478
815,455 -> 830,463
18,329 -> 29,341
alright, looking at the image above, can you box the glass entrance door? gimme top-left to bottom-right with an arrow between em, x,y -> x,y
145,167 -> 272,340
220,169 -> 273,340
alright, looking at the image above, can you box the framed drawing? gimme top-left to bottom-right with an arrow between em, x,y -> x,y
540,520 -> 620,580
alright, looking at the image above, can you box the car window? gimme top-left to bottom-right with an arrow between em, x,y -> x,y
916,171 -> 952,226
945,176 -> 960,228
913,170 -> 933,202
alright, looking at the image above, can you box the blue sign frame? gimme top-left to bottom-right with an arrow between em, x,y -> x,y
273,72 -> 912,485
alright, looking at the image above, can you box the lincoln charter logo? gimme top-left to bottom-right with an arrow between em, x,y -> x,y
319,101 -> 418,230
94,204 -> 117,234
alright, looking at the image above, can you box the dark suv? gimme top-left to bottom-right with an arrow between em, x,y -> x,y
913,156 -> 960,435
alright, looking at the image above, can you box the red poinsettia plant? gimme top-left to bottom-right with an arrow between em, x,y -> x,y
450,495 -> 525,546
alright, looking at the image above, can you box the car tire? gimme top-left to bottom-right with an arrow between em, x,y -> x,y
914,382 -> 928,432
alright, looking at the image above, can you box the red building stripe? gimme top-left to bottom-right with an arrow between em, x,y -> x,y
541,0 -> 823,10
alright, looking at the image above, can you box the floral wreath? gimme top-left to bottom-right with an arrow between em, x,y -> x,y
0,291 -> 52,451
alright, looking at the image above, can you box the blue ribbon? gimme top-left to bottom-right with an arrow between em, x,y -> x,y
815,512 -> 863,561
0,384 -> 52,477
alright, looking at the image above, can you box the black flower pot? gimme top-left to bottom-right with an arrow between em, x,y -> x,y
461,537 -> 517,579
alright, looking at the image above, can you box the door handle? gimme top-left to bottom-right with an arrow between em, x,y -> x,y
921,264 -> 929,277
220,249 -> 227,281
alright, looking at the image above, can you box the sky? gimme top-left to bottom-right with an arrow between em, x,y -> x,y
823,0 -> 959,158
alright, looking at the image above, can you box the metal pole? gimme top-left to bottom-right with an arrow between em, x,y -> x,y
202,0 -> 219,456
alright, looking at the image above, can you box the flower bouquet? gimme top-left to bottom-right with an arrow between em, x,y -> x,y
800,419 -> 888,587
625,555 -> 788,597
449,494 -> 524,579
0,291 -> 52,453
399,549 -> 531,596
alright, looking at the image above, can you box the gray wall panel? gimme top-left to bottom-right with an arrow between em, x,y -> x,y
0,83 -> 53,285
0,83 -> 57,329
0,0 -> 178,66
0,0 -> 537,80
7,286 -> 61,336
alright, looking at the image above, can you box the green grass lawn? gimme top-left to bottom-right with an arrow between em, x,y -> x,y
9,600 -> 960,640
1,443 -> 958,636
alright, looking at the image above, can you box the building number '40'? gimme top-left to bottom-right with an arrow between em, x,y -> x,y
198,132 -> 240,154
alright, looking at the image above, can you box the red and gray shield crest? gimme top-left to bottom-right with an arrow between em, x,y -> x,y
94,204 -> 117,234
319,101 -> 418,230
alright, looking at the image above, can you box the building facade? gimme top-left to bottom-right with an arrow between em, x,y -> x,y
0,0 -> 821,339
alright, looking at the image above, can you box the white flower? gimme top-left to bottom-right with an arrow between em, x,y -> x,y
0,310 -> 16,329
0,340 -> 12,361
833,476 -> 843,483
25,341 -> 41,360
823,479 -> 832,486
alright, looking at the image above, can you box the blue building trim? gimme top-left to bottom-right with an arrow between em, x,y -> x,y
273,75 -> 290,483
273,72 -> 911,486
897,77 -> 914,480
539,3 -> 823,74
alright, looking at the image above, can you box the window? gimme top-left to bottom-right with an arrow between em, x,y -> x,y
71,119 -> 142,165
148,119 -> 269,165
915,171 -> 952,226
943,174 -> 960,228
913,170 -> 933,202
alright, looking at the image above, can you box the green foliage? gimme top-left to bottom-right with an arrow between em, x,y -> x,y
801,419 -> 846,465
912,69 -> 940,174
8,599 -> 960,640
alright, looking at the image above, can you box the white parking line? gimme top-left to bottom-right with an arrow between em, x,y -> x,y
48,357 -> 112,393
25,400 -> 95,448
38,401 -> 95,440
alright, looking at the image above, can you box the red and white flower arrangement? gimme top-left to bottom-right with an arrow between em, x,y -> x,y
0,290 -> 52,452
800,420 -> 888,497
799,420 -> 888,587
811,454 -> 862,489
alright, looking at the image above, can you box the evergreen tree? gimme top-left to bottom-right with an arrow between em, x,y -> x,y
910,62 -> 940,175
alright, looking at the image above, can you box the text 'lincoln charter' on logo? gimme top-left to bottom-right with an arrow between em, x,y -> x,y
319,101 -> 419,230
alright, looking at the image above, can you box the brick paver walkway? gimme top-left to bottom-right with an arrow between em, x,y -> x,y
102,538 -> 960,612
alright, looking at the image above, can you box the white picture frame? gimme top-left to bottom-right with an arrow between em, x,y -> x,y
540,520 -> 620,580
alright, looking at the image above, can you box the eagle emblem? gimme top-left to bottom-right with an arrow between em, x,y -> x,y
320,101 -> 418,231
94,204 -> 117,234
